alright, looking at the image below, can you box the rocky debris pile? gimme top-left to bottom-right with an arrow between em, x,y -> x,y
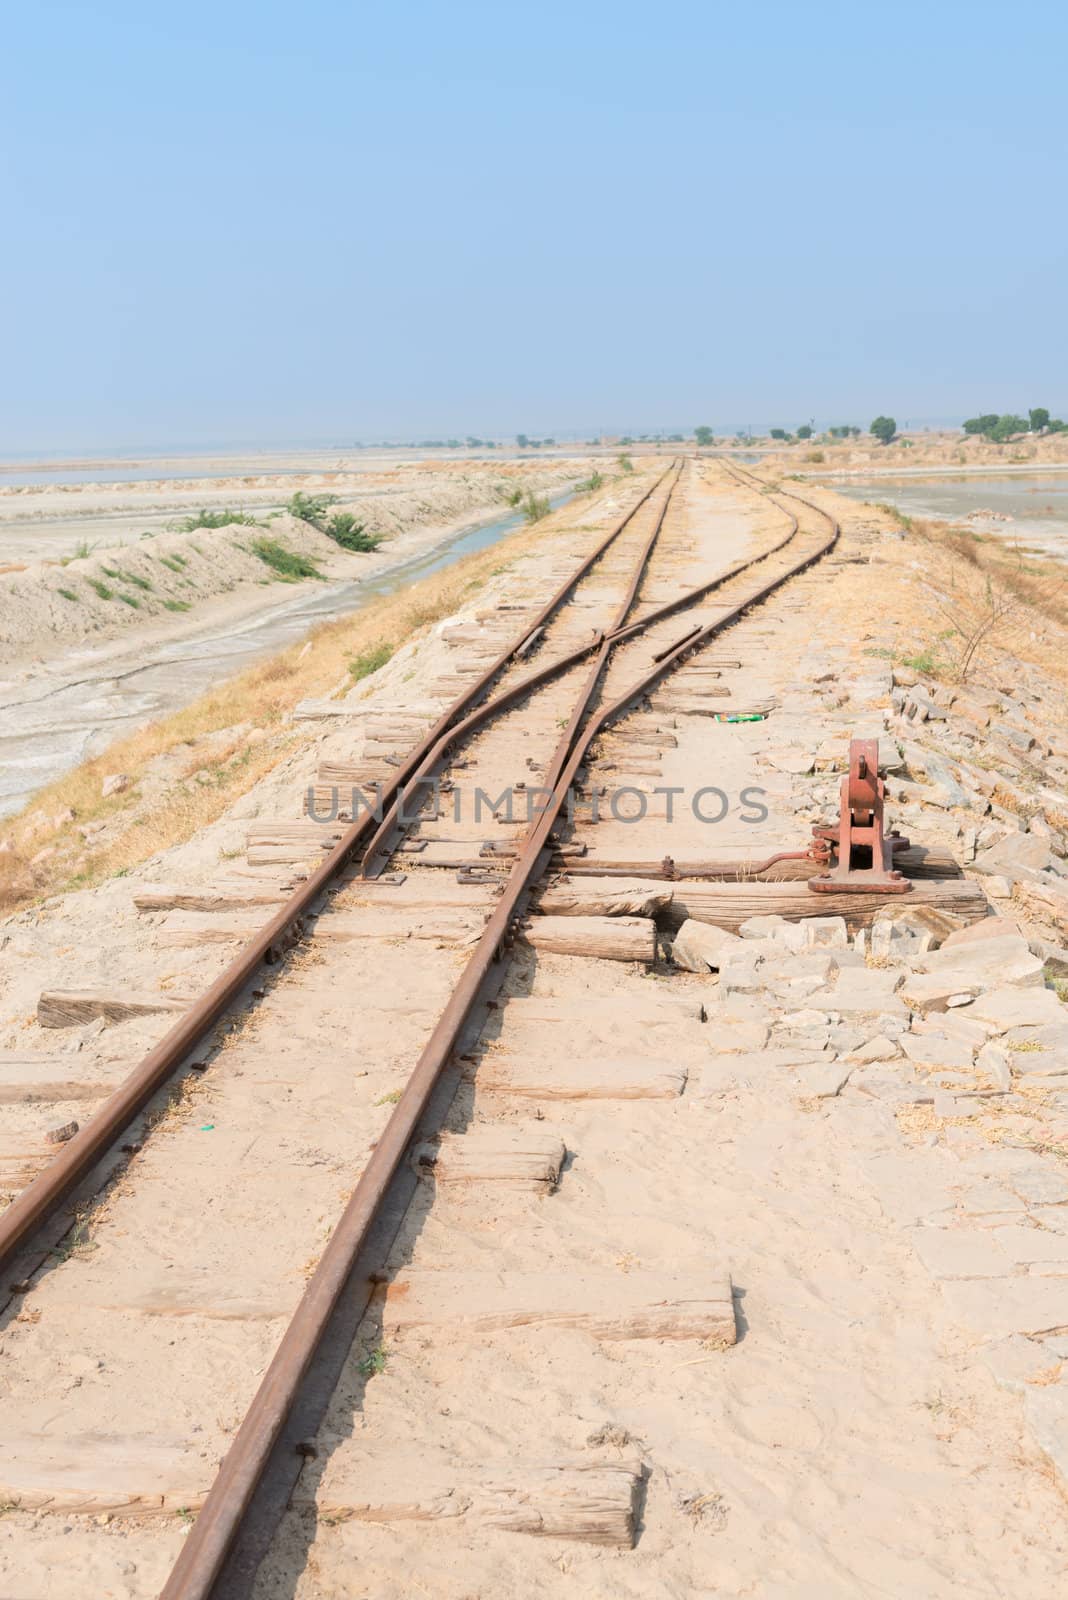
767,649 -> 1068,966
686,908 -> 1068,1485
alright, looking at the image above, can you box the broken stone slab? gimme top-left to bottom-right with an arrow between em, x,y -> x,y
913,935 -> 1045,988
697,1048 -> 827,1096
847,1063 -> 929,1105
847,1035 -> 901,1063
765,749 -> 815,775
764,975 -> 827,1004
912,1011 -> 994,1046
941,916 -> 1026,949
718,959 -> 766,996
910,1226 -> 1014,1280
770,951 -> 841,982
1033,939 -> 1068,978
982,875 -> 1014,899
969,987 -> 1067,1032
869,916 -> 934,962
1004,1164 -> 1068,1206
941,1276 -> 1068,1339
994,1226 -> 1068,1265
670,920 -> 744,974
1002,1024 -> 1068,1077
799,916 -> 849,950
990,721 -> 1038,756
902,688 -> 946,724
792,1061 -> 854,1099
981,1334 -> 1065,1396
1016,879 -> 1068,938
901,1033 -> 976,1071
702,1014 -> 770,1054
976,1042 -> 1013,1090
972,833 -> 1053,882
738,914 -> 801,948
901,973 -> 995,1015
811,967 -> 908,1018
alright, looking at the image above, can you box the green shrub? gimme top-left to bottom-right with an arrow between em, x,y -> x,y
617,454 -> 634,473
522,491 -> 551,524
286,491 -> 338,530
117,570 -> 152,590
57,587 -> 79,602
87,577 -> 113,600
577,471 -> 604,493
116,592 -> 140,608
250,538 -> 323,581
325,512 -> 383,552
177,508 -> 259,530
157,555 -> 184,573
349,642 -> 394,680
163,599 -> 192,612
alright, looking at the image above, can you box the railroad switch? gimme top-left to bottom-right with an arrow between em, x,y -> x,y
808,737 -> 911,894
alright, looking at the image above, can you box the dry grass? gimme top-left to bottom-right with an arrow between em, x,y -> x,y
911,517 -> 1068,630
0,485 -> 623,917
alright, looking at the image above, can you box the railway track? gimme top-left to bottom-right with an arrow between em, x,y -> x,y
0,460 -> 850,1597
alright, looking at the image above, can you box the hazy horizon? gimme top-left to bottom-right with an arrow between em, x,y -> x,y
0,416 -> 1041,466
4,1 -> 1066,455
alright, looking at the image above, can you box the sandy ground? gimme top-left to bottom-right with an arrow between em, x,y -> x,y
0,464 -> 1067,1596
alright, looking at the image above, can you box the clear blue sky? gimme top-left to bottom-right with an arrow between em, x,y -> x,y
3,1 -> 1066,453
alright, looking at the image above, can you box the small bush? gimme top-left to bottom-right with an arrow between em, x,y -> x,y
577,471 -> 604,493
157,555 -> 184,573
62,539 -> 96,565
325,512 -> 383,552
101,565 -> 121,578
251,538 -> 323,581
804,450 -> 825,463
87,578 -> 113,600
349,642 -> 394,680
286,491 -> 338,530
116,592 -> 140,608
177,509 -> 259,530
505,487 -> 524,507
617,454 -> 634,473
57,587 -> 80,602
902,650 -> 941,675
521,491 -> 551,524
117,570 -> 152,590
163,599 -> 192,612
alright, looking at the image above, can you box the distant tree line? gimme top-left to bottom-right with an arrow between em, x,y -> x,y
962,408 -> 1066,441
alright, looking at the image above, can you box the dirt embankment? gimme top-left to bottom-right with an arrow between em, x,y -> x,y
0,467 -> 640,913
0,460 -> 584,668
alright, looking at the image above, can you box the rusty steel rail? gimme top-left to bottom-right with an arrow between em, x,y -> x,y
0,465 -> 679,1281
357,462 -> 803,876
159,470 -> 839,1600
358,459 -> 686,876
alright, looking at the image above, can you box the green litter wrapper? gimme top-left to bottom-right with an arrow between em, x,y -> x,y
714,713 -> 764,723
